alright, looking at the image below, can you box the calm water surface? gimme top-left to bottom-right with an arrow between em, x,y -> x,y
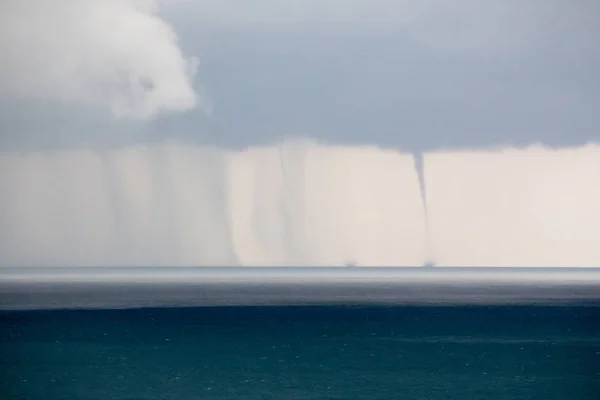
1,305 -> 599,399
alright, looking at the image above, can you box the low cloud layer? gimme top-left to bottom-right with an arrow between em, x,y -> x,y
0,0 -> 200,120
0,142 -> 598,267
426,145 -> 600,266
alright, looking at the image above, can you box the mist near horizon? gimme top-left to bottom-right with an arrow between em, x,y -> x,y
2,266 -> 600,310
0,141 -> 598,267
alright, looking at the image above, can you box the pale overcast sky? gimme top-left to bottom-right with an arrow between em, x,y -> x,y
1,0 -> 598,151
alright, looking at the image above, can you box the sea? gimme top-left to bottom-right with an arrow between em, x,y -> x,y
1,267 -> 599,400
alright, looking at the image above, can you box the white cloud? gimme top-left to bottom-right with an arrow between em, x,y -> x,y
0,0 -> 202,120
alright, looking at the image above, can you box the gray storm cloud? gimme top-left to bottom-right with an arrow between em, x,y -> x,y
0,0 -> 201,119
164,0 -> 574,57
0,141 -> 599,267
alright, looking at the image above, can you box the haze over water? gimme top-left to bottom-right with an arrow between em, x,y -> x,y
2,266 -> 600,310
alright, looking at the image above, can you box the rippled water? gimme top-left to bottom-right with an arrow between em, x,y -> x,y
2,305 -> 599,399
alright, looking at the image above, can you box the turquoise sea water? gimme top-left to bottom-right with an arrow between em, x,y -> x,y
2,305 -> 599,399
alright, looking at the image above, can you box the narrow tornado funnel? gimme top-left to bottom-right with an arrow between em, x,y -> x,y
414,151 -> 435,267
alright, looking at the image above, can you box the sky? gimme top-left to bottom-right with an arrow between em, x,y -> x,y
1,0 -> 599,150
0,0 -> 599,267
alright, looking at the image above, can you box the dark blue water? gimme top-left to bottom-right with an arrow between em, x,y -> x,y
1,305 -> 599,399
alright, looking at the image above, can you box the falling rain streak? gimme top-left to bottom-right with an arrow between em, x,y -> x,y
0,142 -> 599,267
